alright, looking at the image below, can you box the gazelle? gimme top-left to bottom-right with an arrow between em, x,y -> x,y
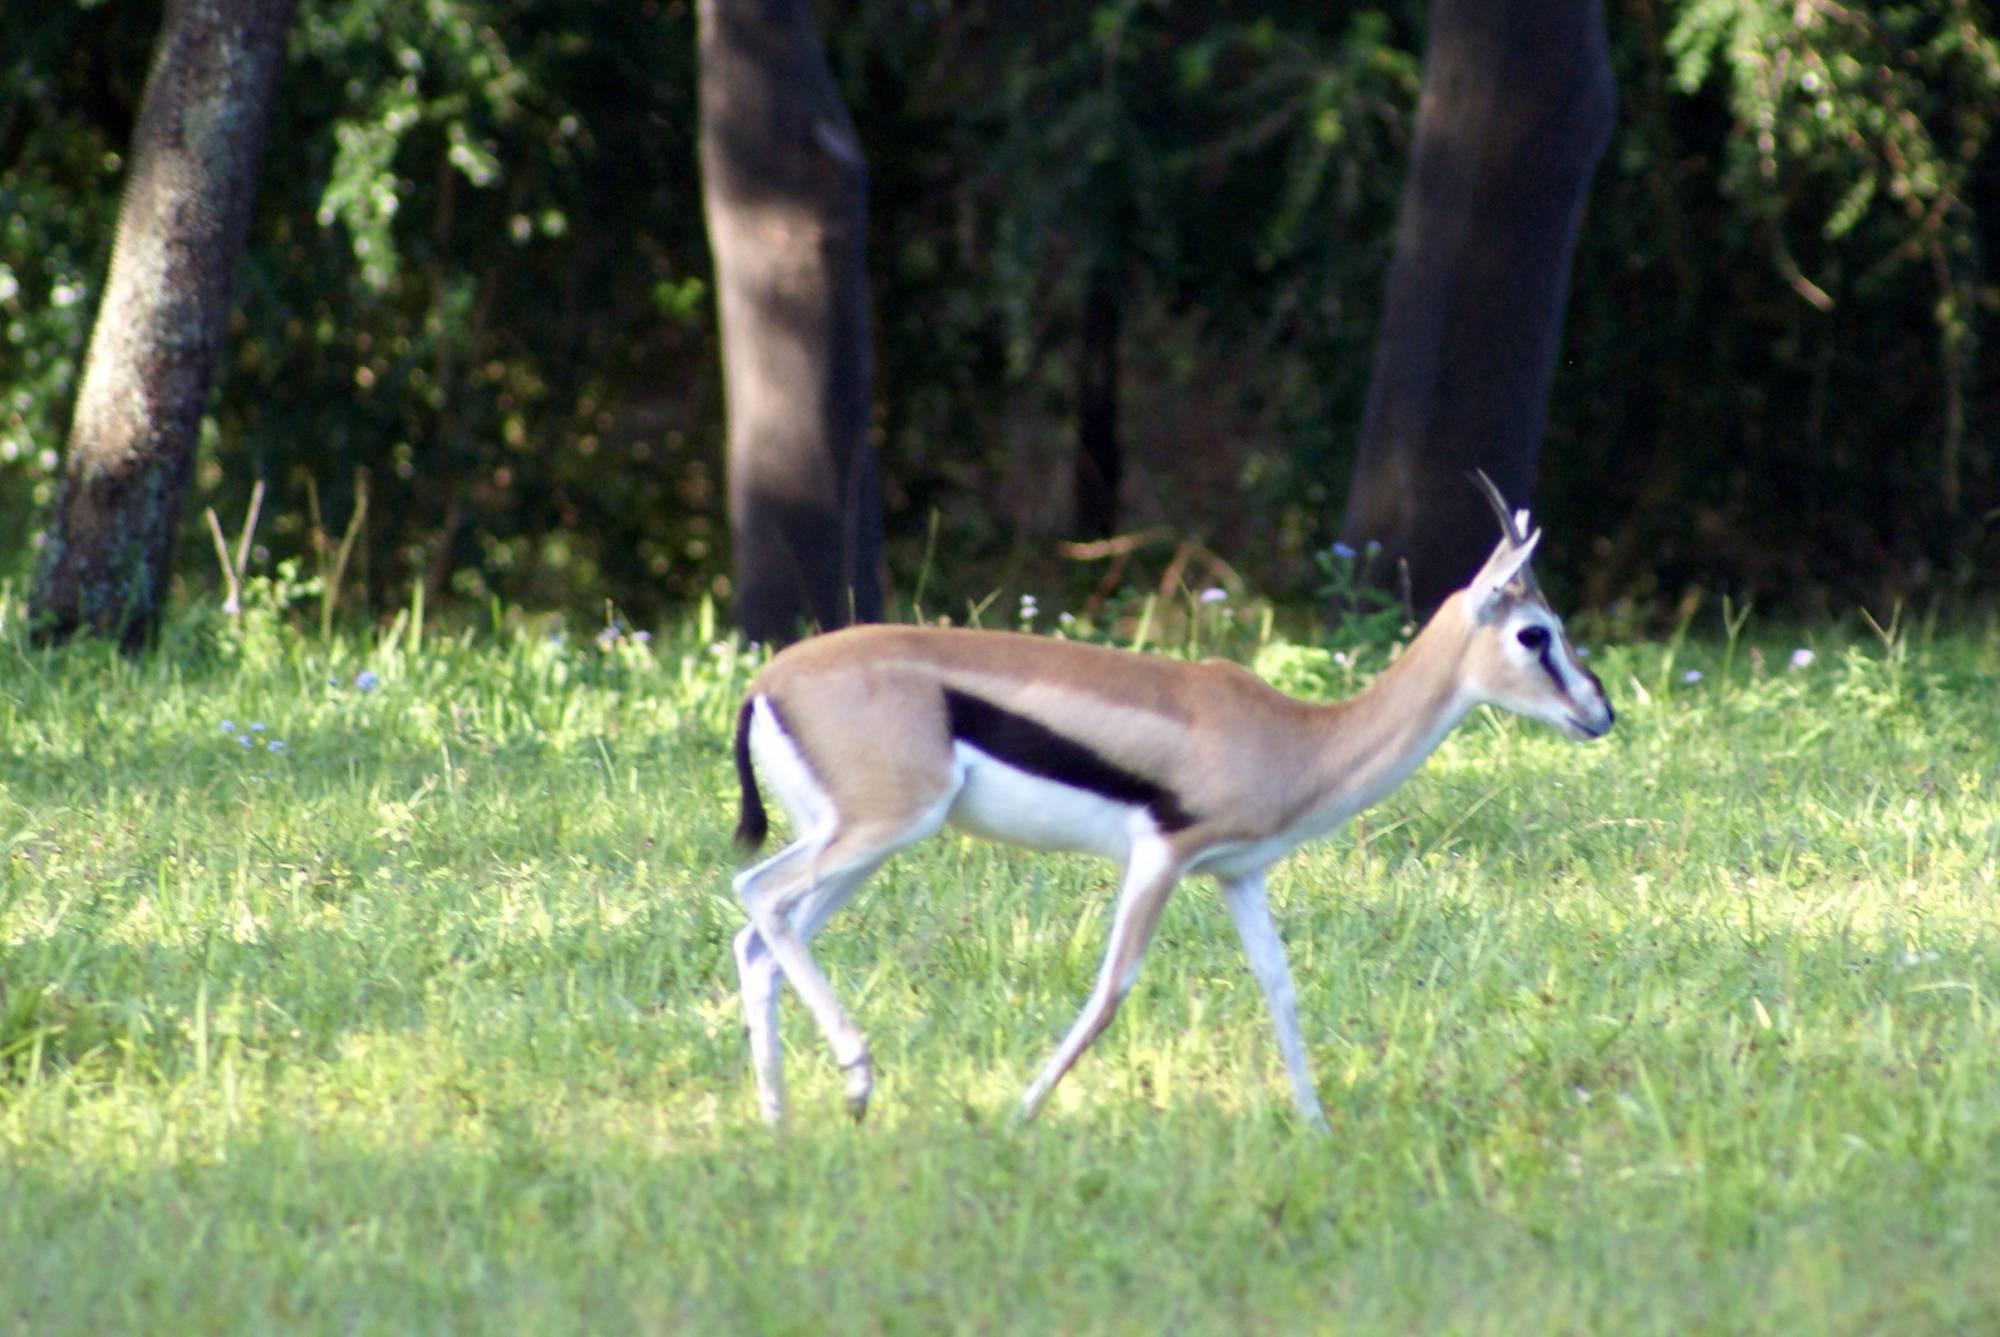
726,475 -> 1611,1129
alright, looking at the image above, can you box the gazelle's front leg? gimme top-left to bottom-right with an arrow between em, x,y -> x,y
1018,833 -> 1183,1123
1220,871 -> 1329,1131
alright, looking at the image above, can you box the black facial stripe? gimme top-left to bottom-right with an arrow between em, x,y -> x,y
1536,641 -> 1567,693
942,687 -> 1197,832
1544,642 -> 1612,718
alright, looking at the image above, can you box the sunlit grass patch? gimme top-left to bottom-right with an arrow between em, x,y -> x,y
2,603 -> 1997,1333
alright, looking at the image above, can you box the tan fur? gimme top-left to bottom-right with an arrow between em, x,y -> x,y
753,624 -> 1322,851
728,511 -> 1612,1127
749,593 -> 1532,863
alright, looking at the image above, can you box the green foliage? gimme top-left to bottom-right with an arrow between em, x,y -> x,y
0,0 -> 1995,623
0,2 -> 151,571
1552,0 -> 2000,608
850,2 -> 1424,589
2,601 -> 1999,1330
1,0 -> 718,609
255,0 -> 717,614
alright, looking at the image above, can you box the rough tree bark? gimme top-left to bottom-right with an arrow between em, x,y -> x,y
1337,0 -> 1614,612
30,0 -> 295,653
699,0 -> 883,644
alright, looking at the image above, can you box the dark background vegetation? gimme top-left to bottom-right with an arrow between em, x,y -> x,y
3,0 -> 1996,624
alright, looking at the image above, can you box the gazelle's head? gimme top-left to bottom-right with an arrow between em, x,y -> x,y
1455,472 -> 1613,742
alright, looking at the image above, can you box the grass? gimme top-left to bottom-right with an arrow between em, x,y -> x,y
2,594 -> 1997,1333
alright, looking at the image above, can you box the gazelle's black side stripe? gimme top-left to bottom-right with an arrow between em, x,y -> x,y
943,688 -> 1196,832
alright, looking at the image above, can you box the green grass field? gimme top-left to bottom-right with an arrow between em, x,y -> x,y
2,595 -> 1997,1334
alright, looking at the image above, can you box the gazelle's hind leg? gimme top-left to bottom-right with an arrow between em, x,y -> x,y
733,843 -> 885,1125
733,813 -> 950,1122
733,918 -> 787,1124
732,835 -> 816,1123
732,689 -> 961,1121
1018,830 -> 1184,1123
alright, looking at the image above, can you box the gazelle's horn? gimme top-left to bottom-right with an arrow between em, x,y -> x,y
1468,469 -> 1526,546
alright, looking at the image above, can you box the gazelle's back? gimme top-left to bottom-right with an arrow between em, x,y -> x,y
751,624 -> 1319,841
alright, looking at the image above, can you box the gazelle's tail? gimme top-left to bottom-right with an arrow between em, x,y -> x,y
732,699 -> 768,855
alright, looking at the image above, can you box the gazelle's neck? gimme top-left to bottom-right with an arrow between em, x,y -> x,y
1300,596 -> 1477,828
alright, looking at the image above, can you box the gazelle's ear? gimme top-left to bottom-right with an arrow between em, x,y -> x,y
1466,527 -> 1541,621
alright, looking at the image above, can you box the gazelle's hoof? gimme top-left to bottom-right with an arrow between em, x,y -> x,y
841,1053 -> 873,1121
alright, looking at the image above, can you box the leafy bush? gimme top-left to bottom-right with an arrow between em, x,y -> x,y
1,0 -> 1994,622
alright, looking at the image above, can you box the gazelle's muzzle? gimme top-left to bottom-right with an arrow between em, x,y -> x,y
1565,669 -> 1614,740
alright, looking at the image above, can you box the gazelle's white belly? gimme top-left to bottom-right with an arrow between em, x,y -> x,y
945,743 -> 1146,862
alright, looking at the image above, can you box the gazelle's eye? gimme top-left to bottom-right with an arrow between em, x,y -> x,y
1516,625 -> 1550,653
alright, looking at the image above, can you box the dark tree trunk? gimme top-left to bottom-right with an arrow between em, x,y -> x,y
1073,265 -> 1122,539
699,0 -> 883,644
30,0 -> 295,653
1337,0 -> 1613,612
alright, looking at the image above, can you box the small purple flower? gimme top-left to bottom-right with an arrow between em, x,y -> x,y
221,719 -> 236,733
237,734 -> 254,748
1199,587 -> 1228,604
266,740 -> 287,754
1789,648 -> 1815,670
631,630 -> 652,644
1682,669 -> 1704,684
250,722 -> 266,733
1365,539 -> 1382,556
1329,542 -> 1357,561
354,669 -> 381,693
1576,646 -> 1592,659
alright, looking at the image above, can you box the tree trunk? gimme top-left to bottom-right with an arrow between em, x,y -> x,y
1073,264 -> 1122,539
1338,0 -> 1613,612
29,0 -> 295,653
699,0 -> 883,644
